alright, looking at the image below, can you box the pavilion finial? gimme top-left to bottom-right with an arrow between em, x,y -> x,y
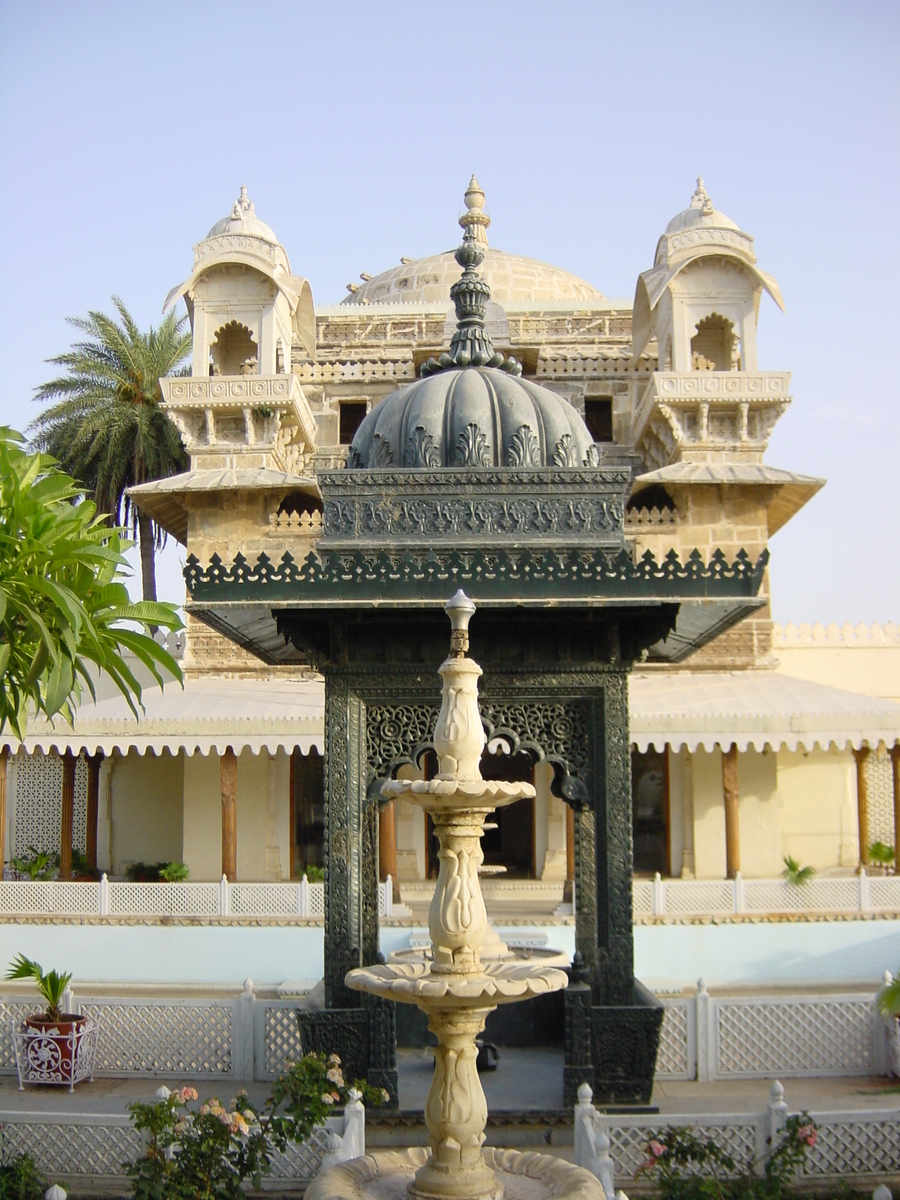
459,174 -> 490,246
691,177 -> 714,216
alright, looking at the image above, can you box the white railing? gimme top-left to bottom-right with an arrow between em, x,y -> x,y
633,869 -> 900,919
655,976 -> 900,1082
0,875 -> 398,921
576,1080 -> 900,1184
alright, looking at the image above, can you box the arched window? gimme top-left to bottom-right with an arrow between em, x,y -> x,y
691,313 -> 738,372
210,321 -> 258,377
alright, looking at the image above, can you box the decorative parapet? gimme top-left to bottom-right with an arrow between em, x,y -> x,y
160,374 -> 317,474
295,360 -> 416,385
268,509 -> 323,536
635,372 -> 791,470
773,621 -> 900,647
625,505 -> 677,530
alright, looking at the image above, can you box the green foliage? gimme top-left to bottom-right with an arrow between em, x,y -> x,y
9,846 -> 56,881
126,1054 -> 388,1198
636,1114 -> 818,1199
5,953 -> 72,1022
0,1152 -> 47,1200
160,861 -> 190,882
298,864 -> 325,882
782,855 -> 815,886
876,971 -> 900,1019
868,841 -> 895,868
30,297 -> 191,601
0,428 -> 182,739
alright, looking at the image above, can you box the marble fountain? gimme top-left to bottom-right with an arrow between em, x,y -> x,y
307,593 -> 607,1200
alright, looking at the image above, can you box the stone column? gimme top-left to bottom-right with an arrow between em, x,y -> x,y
221,747 -> 238,881
891,744 -> 900,869
722,744 -> 740,879
85,752 -> 102,872
379,799 -> 400,901
0,747 -> 7,872
59,749 -> 76,880
854,747 -> 870,866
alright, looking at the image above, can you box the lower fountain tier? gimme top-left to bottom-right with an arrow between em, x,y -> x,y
345,960 -> 568,1007
306,1147 -> 608,1200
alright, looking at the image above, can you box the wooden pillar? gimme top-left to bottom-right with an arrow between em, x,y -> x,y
891,745 -> 900,869
0,747 -> 8,874
564,803 -> 575,904
854,746 -> 871,866
221,747 -> 237,882
722,743 -> 740,880
85,753 -> 102,872
379,800 -> 400,901
59,749 -> 76,881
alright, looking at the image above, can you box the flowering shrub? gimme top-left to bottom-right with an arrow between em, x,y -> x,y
126,1054 -> 388,1199
635,1113 -> 818,1200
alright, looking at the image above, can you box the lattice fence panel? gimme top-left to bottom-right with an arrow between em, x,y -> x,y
0,1003 -> 41,1071
632,881 -> 653,916
608,1120 -> 758,1180
79,999 -> 234,1075
12,751 -> 87,856
743,877 -> 859,913
0,1118 -> 141,1176
262,1002 -> 305,1078
715,998 -> 874,1076
308,882 -> 325,916
663,880 -> 733,915
804,1112 -> 900,1176
268,1132 -> 328,1180
656,1002 -> 692,1078
868,875 -> 900,909
231,883 -> 300,917
0,881 -> 99,915
108,882 -> 219,916
865,753 -> 895,848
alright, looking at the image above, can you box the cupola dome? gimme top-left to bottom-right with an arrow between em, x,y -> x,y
348,219 -> 601,470
663,177 -> 741,234
206,185 -> 278,244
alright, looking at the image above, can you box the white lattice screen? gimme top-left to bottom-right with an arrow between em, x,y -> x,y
12,750 -> 87,857
866,751 -> 895,848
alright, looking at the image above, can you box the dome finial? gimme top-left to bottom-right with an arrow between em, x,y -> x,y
691,177 -> 714,216
459,174 -> 490,246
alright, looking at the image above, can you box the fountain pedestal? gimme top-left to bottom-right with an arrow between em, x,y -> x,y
308,593 -> 607,1200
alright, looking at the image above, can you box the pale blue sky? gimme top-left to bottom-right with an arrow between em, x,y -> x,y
1,1 -> 897,623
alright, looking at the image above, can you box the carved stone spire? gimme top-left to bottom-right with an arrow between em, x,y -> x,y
420,183 -> 521,378
459,174 -> 490,246
691,176 -> 715,216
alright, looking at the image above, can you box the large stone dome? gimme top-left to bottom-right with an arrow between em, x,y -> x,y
348,366 -> 598,469
342,177 -> 603,307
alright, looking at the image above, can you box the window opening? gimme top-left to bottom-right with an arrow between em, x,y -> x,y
631,748 -> 669,875
584,398 -> 613,443
339,401 -> 367,445
291,748 -> 324,876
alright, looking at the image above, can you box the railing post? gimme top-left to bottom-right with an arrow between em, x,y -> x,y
696,978 -> 712,1081
859,867 -> 870,912
218,874 -> 230,917
875,969 -> 900,1077
238,977 -> 255,1081
99,873 -> 110,918
384,875 -> 393,919
734,871 -> 745,914
760,1080 -> 788,1175
299,874 -> 310,918
652,872 -> 663,916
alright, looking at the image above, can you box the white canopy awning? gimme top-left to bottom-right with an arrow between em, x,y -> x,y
630,671 -> 900,753
0,678 -> 325,758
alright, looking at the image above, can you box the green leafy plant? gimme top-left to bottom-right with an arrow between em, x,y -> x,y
876,970 -> 900,1020
9,846 -> 56,881
5,954 -> 72,1022
868,842 -> 895,871
0,1151 -> 48,1200
782,855 -> 815,886
160,861 -> 190,882
0,428 -> 182,739
126,1054 -> 388,1199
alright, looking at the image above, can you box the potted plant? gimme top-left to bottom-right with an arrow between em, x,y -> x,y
5,953 -> 98,1088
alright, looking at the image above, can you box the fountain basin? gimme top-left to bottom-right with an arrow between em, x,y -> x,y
346,960 -> 568,1008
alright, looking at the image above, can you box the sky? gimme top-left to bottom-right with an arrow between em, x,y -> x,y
1,1 -> 898,625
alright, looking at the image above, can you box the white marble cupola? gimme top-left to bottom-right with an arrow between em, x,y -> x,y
158,187 -> 317,473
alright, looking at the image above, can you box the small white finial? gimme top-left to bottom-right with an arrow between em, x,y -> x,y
577,1081 -> 593,1104
770,1080 -> 785,1102
45,1187 -> 67,1200
155,1085 -> 171,1100
465,174 -> 485,211
697,977 -> 708,994
243,977 -> 254,994
460,175 -> 490,245
691,177 -> 714,215
873,1185 -> 893,1200
445,591 -> 476,656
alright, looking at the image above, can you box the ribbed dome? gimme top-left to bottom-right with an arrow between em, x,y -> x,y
348,367 -> 598,469
206,186 -> 278,244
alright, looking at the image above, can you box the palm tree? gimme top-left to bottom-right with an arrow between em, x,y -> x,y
29,297 -> 191,601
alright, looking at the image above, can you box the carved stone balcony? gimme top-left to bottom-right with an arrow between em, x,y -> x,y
634,372 -> 791,470
160,374 -> 317,474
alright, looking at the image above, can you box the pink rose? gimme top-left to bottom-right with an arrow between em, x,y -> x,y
649,1139 -> 666,1158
